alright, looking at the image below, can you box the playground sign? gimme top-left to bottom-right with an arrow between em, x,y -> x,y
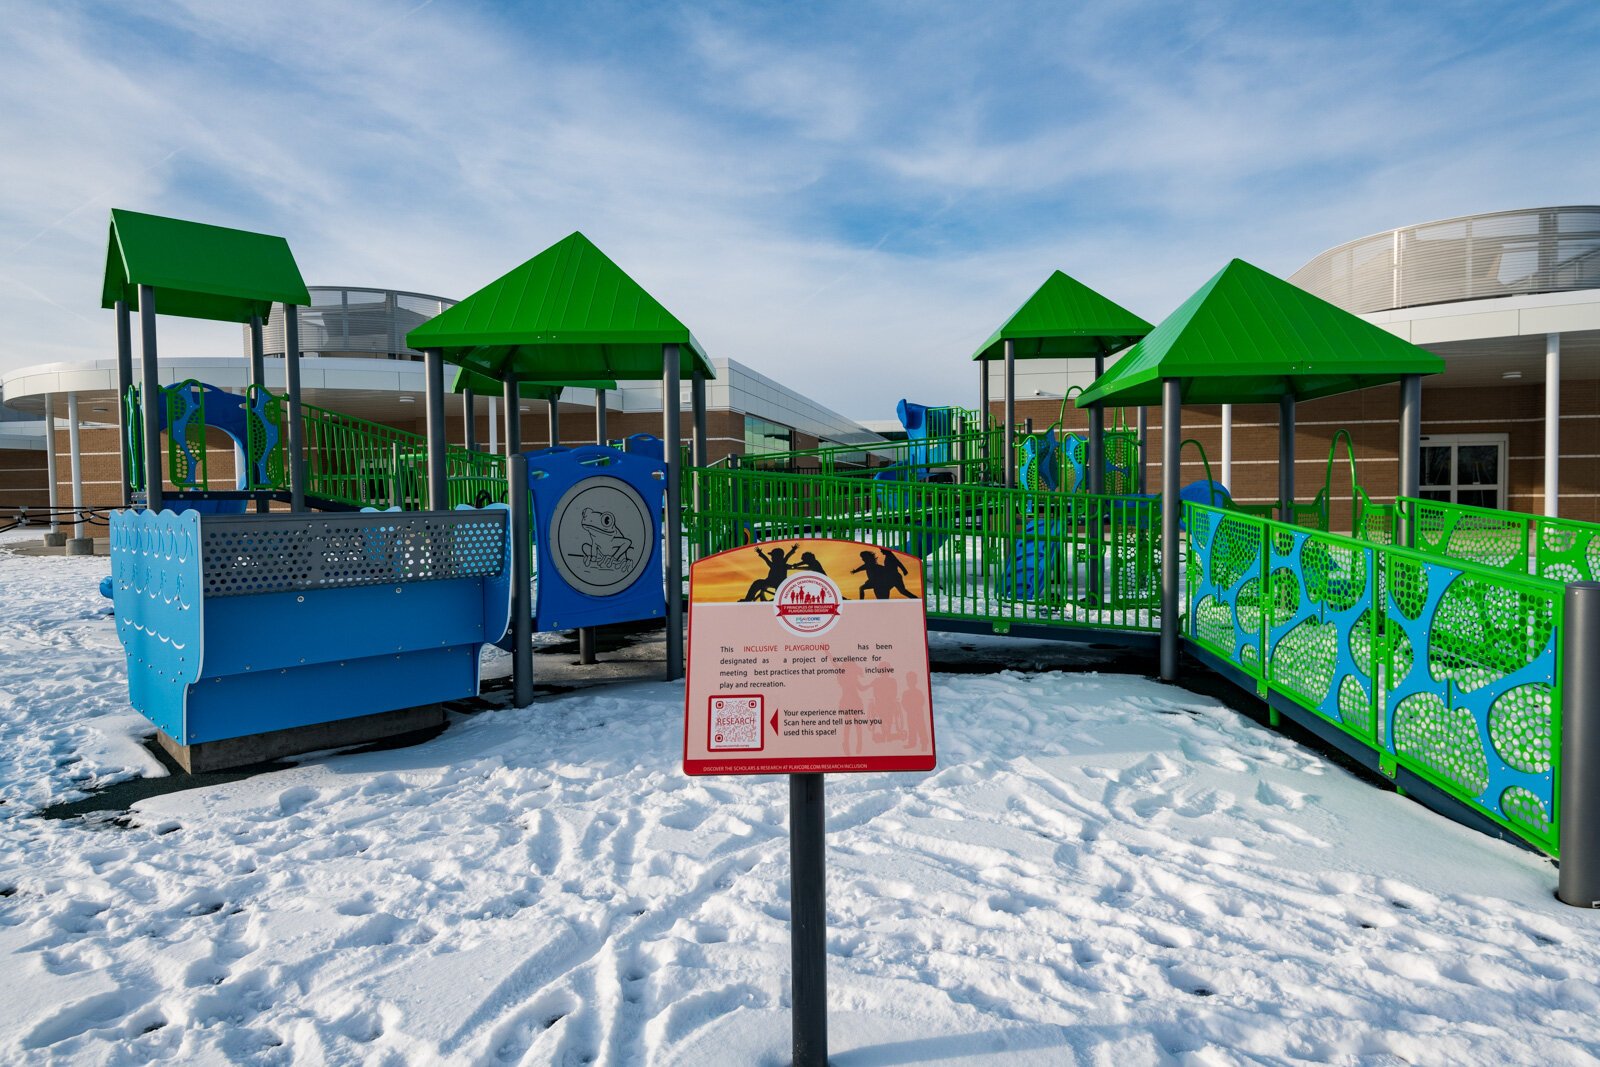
683,538 -> 936,776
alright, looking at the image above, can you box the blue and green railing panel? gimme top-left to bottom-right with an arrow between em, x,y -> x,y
1186,501 -> 1561,855
685,465 -> 1161,632
1400,496 -> 1600,585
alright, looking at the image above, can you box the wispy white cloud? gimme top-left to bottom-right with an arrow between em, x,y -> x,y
1,0 -> 1597,417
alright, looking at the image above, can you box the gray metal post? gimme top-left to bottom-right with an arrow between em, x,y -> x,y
548,393 -> 562,448
284,304 -> 307,512
596,388 -> 608,446
115,300 -> 134,506
1559,581 -> 1600,907
790,772 -> 828,1067
503,376 -> 522,456
664,344 -> 684,680
1003,340 -> 1016,489
1398,373 -> 1422,547
978,361 -> 989,480
1546,334 -> 1561,518
1220,404 -> 1234,490
65,392 -> 92,554
249,313 -> 265,392
42,393 -> 62,546
1088,353 -> 1106,495
1160,378 -> 1181,682
138,284 -> 163,511
508,453 -> 535,708
424,349 -> 449,509
463,389 -> 477,452
1136,406 -> 1148,495
691,371 -> 708,470
1278,394 -> 1296,523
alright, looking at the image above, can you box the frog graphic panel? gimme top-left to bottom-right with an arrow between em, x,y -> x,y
548,476 -> 654,597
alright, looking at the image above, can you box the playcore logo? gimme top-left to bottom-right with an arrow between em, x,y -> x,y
773,573 -> 843,636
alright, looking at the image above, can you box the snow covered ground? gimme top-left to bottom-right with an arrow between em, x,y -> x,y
3,529 -> 1600,1065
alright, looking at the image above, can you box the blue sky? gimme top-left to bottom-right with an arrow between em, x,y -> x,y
2,0 -> 1597,418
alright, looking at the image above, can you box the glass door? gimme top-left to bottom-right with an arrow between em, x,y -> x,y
1419,434 -> 1507,509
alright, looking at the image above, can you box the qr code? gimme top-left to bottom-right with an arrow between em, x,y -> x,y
708,695 -> 764,751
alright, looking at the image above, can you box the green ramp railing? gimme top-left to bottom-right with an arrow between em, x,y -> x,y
685,465 -> 1161,633
1186,500 -> 1564,855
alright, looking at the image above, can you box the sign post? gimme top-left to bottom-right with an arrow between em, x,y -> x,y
684,539 -> 936,1066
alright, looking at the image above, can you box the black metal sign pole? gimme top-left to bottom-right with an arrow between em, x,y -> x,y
789,771 -> 828,1067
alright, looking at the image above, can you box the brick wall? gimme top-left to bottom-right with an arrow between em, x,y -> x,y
0,447 -> 48,511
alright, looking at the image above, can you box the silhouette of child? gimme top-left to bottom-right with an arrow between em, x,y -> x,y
851,550 -> 915,600
742,545 -> 799,601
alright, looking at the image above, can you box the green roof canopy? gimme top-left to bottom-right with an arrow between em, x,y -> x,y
448,364 -> 616,402
1076,259 -> 1445,408
407,231 -> 712,382
101,208 -> 310,322
971,270 -> 1152,362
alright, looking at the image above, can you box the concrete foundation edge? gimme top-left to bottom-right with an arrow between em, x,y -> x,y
155,704 -> 446,773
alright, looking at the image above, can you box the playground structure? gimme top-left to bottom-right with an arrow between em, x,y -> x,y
85,209 -> 1600,904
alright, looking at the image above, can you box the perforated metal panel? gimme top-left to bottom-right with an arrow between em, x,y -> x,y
1291,206 -> 1600,314
200,510 -> 505,598
252,286 -> 455,359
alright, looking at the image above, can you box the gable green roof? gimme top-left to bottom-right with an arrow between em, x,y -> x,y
972,270 -> 1152,361
1076,259 -> 1445,408
101,209 -> 310,322
407,231 -> 712,382
449,364 -> 616,402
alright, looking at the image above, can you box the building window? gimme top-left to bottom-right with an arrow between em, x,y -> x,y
744,415 -> 793,457
1419,433 -> 1508,510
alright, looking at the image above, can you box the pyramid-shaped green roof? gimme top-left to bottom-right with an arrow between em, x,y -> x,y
102,209 -> 310,322
971,270 -> 1152,362
449,364 -> 616,402
1076,259 -> 1444,408
408,231 -> 712,382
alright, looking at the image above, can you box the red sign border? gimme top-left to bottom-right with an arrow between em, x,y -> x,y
682,539 -> 937,776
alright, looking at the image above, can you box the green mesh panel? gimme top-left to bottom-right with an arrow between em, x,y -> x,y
1428,576 -> 1556,693
1272,618 -> 1337,706
1236,576 -> 1262,635
1389,558 -> 1428,621
1393,692 -> 1490,796
1194,595 -> 1235,655
1209,516 -> 1263,590
1338,673 -> 1373,736
1269,567 -> 1301,628
1500,786 -> 1551,838
1302,540 -> 1367,613
1488,684 -> 1553,774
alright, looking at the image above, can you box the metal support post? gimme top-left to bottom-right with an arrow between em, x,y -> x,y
789,772 -> 828,1067
1136,406 -> 1148,494
1088,353 -> 1105,495
284,304 -> 307,512
115,300 -> 134,506
978,362 -> 990,479
1546,334 -> 1561,517
249,313 -> 265,391
1559,581 -> 1600,907
1278,394 -> 1295,523
66,393 -> 92,554
424,348 -> 449,509
1160,378 -> 1181,682
548,394 -> 562,448
596,388 -> 608,446
508,454 -> 535,708
42,393 -> 63,546
1220,404 -> 1233,490
1003,340 -> 1016,489
463,389 -> 477,452
488,396 -> 499,454
663,345 -> 685,679
1398,374 -> 1422,547
138,284 -> 163,512
503,376 -> 522,456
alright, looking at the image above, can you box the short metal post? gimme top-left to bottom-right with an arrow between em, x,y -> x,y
42,393 -> 62,546
1278,394 -> 1295,523
284,304 -> 307,512
595,388 -> 608,446
1160,378 -> 1181,681
463,388 -> 477,452
1398,374 -> 1422,547
578,628 -> 597,665
978,362 -> 990,480
1220,403 -> 1233,490
1088,352 -> 1106,495
548,393 -> 562,448
1003,339 -> 1016,489
1546,334 -> 1561,518
390,442 -> 402,509
1559,581 -> 1600,907
789,772 -> 828,1067
138,284 -> 163,512
425,348 -> 449,509
663,344 -> 684,679
508,454 -> 535,708
115,300 -> 134,506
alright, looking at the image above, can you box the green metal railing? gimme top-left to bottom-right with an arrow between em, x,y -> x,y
1402,496 -> 1600,584
685,465 -> 1162,632
730,423 -> 1001,480
1187,500 -> 1564,855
